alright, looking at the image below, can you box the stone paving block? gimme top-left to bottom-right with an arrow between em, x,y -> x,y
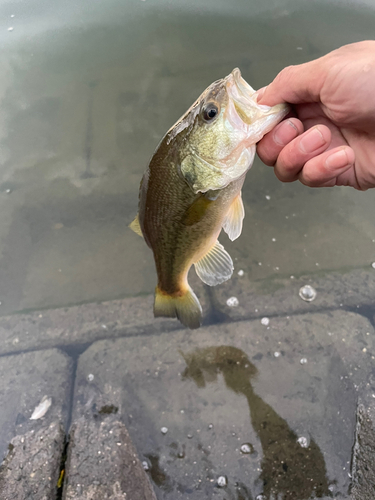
212,268 -> 375,323
0,422 -> 65,500
71,310 -> 374,500
0,267 -> 373,358
351,399 -> 375,500
0,274 -> 209,356
0,348 -> 72,499
0,348 -> 72,460
63,417 -> 157,500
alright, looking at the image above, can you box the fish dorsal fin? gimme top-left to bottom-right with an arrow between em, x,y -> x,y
194,240 -> 233,286
129,214 -> 143,237
222,193 -> 245,241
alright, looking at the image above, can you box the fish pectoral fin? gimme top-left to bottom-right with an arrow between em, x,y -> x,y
182,195 -> 213,226
194,240 -> 233,286
129,214 -> 144,237
222,193 -> 245,241
154,286 -> 202,329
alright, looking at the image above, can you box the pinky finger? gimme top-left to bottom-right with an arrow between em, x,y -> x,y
298,146 -> 355,187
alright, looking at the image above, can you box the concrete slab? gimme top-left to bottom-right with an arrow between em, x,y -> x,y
0,267 -> 372,358
0,348 -> 72,499
0,348 -> 72,460
63,417 -> 157,500
351,399 -> 375,500
0,422 -> 65,500
71,310 -> 373,500
212,268 -> 375,323
0,276 -> 209,356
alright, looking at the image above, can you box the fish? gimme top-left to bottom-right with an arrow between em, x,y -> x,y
130,68 -> 288,329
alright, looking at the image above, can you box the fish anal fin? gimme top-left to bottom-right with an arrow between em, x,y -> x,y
129,214 -> 143,237
154,286 -> 202,329
194,240 -> 233,286
222,193 -> 245,241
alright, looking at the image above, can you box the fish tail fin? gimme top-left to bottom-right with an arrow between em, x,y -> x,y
154,285 -> 202,329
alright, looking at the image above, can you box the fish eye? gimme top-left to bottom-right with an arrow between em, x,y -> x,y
202,103 -> 219,122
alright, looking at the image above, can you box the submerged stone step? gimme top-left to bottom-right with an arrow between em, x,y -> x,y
70,310 -> 374,500
0,268 -> 372,358
351,397 -> 375,500
0,348 -> 73,500
63,417 -> 157,500
0,422 -> 65,500
0,271 -> 209,356
212,267 -> 375,323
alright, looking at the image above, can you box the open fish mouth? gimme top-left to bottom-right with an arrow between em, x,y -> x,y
226,68 -> 257,121
225,68 -> 289,135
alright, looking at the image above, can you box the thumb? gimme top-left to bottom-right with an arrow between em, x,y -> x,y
257,60 -> 325,107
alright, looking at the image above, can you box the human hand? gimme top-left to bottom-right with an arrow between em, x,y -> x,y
256,40 -> 375,190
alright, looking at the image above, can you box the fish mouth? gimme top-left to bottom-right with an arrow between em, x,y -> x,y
226,68 -> 257,119
225,68 -> 289,140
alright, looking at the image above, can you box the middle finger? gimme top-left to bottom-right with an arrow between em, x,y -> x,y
274,125 -> 331,182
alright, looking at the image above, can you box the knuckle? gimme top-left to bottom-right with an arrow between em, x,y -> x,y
262,157 -> 277,167
300,164 -> 324,187
274,65 -> 296,85
256,140 -> 278,166
300,176 -> 317,187
277,148 -> 301,175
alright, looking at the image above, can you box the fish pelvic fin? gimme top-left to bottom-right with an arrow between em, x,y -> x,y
129,214 -> 143,237
154,286 -> 202,330
222,193 -> 245,241
194,240 -> 233,286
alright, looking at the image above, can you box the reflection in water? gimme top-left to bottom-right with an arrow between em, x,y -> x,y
181,346 -> 330,500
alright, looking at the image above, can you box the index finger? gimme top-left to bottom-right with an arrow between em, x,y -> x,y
257,59 -> 326,107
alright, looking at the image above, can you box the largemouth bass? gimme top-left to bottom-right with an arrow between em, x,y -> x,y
131,69 -> 288,329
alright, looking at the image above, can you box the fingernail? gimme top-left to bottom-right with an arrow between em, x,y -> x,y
325,149 -> 349,170
299,127 -> 326,153
274,120 -> 298,146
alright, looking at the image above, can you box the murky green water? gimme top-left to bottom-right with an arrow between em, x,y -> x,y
0,0 -> 374,498
0,0 -> 374,314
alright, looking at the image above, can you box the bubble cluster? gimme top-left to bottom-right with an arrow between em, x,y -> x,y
226,296 -> 239,307
297,436 -> 309,448
240,443 -> 254,454
299,285 -> 317,302
217,476 -> 227,488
